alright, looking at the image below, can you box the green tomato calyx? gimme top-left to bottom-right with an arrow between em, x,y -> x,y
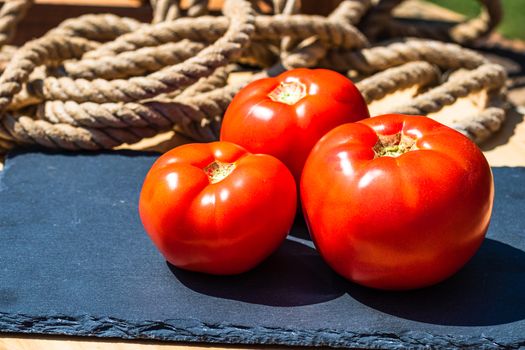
268,81 -> 307,105
204,160 -> 236,184
374,133 -> 417,158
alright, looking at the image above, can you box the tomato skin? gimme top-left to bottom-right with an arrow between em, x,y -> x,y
139,141 -> 297,275
300,114 -> 494,290
220,68 -> 370,181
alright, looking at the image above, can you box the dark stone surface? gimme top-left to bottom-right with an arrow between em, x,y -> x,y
0,150 -> 524,349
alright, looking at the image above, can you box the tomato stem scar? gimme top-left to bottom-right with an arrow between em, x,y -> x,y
374,133 -> 417,158
204,160 -> 236,184
268,81 -> 307,105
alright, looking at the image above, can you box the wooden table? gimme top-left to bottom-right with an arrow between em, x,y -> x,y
1,0 -> 525,349
0,335 -> 275,349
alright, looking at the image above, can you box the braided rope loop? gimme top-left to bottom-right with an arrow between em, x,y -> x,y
0,0 -> 509,154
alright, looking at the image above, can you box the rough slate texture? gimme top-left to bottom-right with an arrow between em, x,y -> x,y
0,150 -> 524,349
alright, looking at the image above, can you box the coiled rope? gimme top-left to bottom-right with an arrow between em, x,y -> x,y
0,0 -> 508,153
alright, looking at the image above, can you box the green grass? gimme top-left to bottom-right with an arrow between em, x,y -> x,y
426,0 -> 525,40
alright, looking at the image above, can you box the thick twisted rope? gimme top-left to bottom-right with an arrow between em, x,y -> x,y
0,112 -> 160,150
178,65 -> 233,99
281,0 -> 372,70
0,45 -> 16,72
394,64 -> 506,115
0,0 -> 509,155
392,0 -> 502,44
151,0 -> 180,23
151,0 -> 209,22
62,40 -> 206,80
359,0 -> 403,40
0,0 -> 254,151
451,107 -> 506,143
36,87 -> 235,130
356,61 -> 439,103
273,0 -> 301,62
0,85 -> 239,150
186,0 -> 209,17
0,0 -> 33,47
321,38 -> 487,74
83,15 -> 369,59
49,14 -> 143,42
25,0 -> 255,104
393,63 -> 507,144
0,36 -> 99,112
362,0 -> 502,44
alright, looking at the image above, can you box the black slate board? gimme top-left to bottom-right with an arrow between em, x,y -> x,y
1,150 -> 525,349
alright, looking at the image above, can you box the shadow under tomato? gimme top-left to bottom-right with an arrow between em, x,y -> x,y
346,238 -> 525,326
169,237 -> 347,307
288,213 -> 313,241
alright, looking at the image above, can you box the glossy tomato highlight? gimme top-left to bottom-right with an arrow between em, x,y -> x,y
301,114 -> 493,290
220,68 -> 370,181
139,142 -> 297,275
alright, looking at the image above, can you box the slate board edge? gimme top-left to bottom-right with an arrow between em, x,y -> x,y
1,312 -> 521,349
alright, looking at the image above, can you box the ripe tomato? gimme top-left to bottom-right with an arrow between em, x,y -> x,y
220,68 -> 369,181
301,114 -> 493,290
139,141 -> 296,275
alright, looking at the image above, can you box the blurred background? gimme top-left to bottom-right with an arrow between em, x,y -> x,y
9,0 -> 525,41
429,0 -> 523,40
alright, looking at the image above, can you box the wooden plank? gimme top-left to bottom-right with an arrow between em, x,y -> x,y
0,334 -> 277,350
10,2 -> 152,45
0,0 -> 224,9
394,0 -> 465,21
1,0 -> 143,7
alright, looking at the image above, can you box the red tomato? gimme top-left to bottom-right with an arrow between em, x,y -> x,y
139,141 -> 297,275
220,68 -> 370,181
301,114 -> 493,290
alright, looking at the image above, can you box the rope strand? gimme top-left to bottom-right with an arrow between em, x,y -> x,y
0,0 -> 509,154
